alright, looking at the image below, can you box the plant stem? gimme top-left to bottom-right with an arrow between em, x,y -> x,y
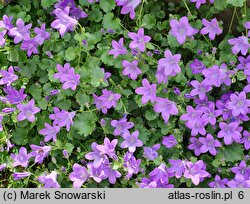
228,7 -> 237,35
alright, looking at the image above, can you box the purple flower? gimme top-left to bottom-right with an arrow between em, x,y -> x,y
245,22 -> 250,37
49,107 -> 75,131
0,114 -> 3,131
101,68 -> 111,82
54,63 -> 72,82
39,123 -> 60,142
93,89 -> 121,114
173,87 -> 181,95
128,28 -> 151,52
85,142 -> 106,168
122,60 -> 142,80
103,167 -> 122,184
199,134 -> 221,156
38,171 -> 60,188
218,122 -> 242,145
17,99 -> 40,122
201,102 -> 220,125
13,172 -> 31,180
200,18 -> 222,40
188,121 -> 207,136
237,56 -> 250,70
51,7 -> 78,37
0,30 -> 7,47
96,138 -> 118,159
116,0 -> 141,19
184,160 -> 210,186
0,15 -> 14,31
121,130 -> 143,152
6,140 -> 14,152
69,164 -> 88,188
11,147 -> 30,167
0,66 -> 18,86
168,159 -> 186,178
209,175 -> 228,188
108,38 -> 128,58
162,135 -> 177,149
190,0 -> 206,9
2,107 -> 15,114
231,161 -> 250,179
202,65 -> 226,87
135,78 -> 157,104
123,152 -> 141,178
228,36 -> 250,56
50,90 -> 60,95
226,91 -> 250,117
181,105 -> 203,127
111,117 -> 134,136
157,50 -> 181,80
143,144 -> 160,161
240,130 -> 250,150
190,59 -> 206,74
0,163 -> 7,171
34,23 -> 50,45
188,137 -> 203,156
149,163 -> 170,185
190,80 -> 212,100
86,162 -> 107,183
30,144 -> 51,164
9,18 -> 32,44
20,39 -> 39,57
60,68 -> 80,91
227,175 -> 250,188
153,97 -> 178,123
170,16 -> 199,44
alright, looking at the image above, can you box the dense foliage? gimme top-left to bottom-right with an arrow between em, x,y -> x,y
1,0 -> 250,188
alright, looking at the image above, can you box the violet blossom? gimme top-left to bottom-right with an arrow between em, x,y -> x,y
153,97 -> 178,123
17,99 -> 40,122
121,130 -> 143,152
111,117 -> 134,136
69,164 -> 88,188
11,147 -> 30,167
128,28 -> 151,52
200,18 -> 222,40
122,60 -> 142,80
169,16 -> 199,44
49,107 -> 75,131
135,78 -> 157,104
162,135 -> 177,149
108,38 -> 128,58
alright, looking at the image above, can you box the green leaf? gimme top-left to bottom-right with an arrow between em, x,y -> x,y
41,0 -> 57,8
142,14 -> 156,29
102,12 -> 121,30
11,128 -> 29,145
73,112 -> 97,137
64,143 -> 74,155
65,47 -> 76,61
214,0 -> 228,10
100,0 -> 115,13
76,91 -> 90,106
145,110 -> 159,121
226,0 -> 246,7
223,143 -> 244,162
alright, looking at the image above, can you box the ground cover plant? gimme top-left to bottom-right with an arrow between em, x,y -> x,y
1,0 -> 250,188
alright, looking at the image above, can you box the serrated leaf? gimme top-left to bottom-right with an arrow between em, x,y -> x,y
223,143 -> 244,162
11,128 -> 29,145
65,47 -> 76,61
73,112 -> 97,137
100,0 -> 115,13
102,12 -> 121,30
226,0 -> 246,7
142,14 -> 156,29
